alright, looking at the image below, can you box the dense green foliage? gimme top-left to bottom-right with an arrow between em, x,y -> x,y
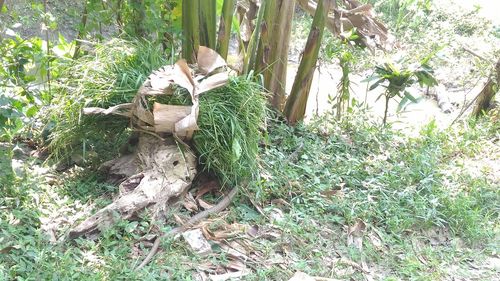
46,39 -> 169,162
194,77 -> 267,186
1,0 -> 499,280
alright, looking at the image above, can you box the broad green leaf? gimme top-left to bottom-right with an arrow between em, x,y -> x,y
232,138 -> 242,161
369,78 -> 385,91
404,91 -> 418,103
397,95 -> 410,112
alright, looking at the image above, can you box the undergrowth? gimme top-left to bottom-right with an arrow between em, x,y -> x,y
1,111 -> 498,280
254,113 -> 498,244
46,38 -> 168,162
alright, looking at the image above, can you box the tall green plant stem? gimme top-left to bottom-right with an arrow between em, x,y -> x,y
284,0 -> 331,123
199,0 -> 216,50
383,94 -> 390,125
216,0 -> 236,60
242,0 -> 266,75
182,0 -> 200,63
255,0 -> 275,73
43,0 -> 51,95
130,0 -> 146,37
73,1 -> 89,59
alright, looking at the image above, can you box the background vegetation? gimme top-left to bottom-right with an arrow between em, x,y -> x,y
0,0 -> 498,280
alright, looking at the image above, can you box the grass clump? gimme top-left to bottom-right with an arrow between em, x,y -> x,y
45,37 -> 267,186
193,77 -> 267,186
46,38 -> 168,162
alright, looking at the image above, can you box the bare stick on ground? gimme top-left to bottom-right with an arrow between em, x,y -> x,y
136,186 -> 239,270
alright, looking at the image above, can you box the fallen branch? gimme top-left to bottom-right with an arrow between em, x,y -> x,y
461,46 -> 494,64
136,186 -> 239,270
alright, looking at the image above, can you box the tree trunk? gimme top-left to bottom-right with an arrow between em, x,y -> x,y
116,0 -> 124,33
472,59 -> 500,117
284,0 -> 331,124
216,0 -> 236,60
130,0 -> 146,37
161,1 -> 174,52
242,0 -> 266,75
263,0 -> 296,110
255,0 -> 275,74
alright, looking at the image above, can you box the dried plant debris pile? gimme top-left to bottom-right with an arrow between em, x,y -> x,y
80,45 -> 267,187
141,77 -> 267,186
66,47 -> 266,238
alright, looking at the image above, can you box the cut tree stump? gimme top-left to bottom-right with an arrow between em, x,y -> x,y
472,59 -> 500,117
68,134 -> 196,239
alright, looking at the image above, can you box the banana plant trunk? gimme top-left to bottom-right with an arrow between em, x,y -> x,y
199,0 -> 217,50
182,0 -> 200,63
242,0 -> 266,75
258,0 -> 296,110
284,0 -> 331,123
73,1 -> 89,59
216,0 -> 236,60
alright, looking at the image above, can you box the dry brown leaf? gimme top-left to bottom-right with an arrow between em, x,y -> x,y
183,192 -> 199,212
347,219 -> 366,250
182,228 -> 212,255
153,103 -> 192,133
367,231 -> 384,251
198,72 -> 229,95
195,180 -> 219,199
209,269 -> 251,281
0,245 -> 20,254
173,59 -> 196,95
197,46 -> 227,75
173,214 -> 186,225
320,188 -> 344,199
338,257 -> 369,273
83,103 -> 133,117
288,271 -> 342,281
226,259 -> 247,272
198,198 -> 214,210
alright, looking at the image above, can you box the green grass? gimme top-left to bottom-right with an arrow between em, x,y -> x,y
194,76 -> 267,187
46,38 -> 169,163
3,110 -> 497,280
